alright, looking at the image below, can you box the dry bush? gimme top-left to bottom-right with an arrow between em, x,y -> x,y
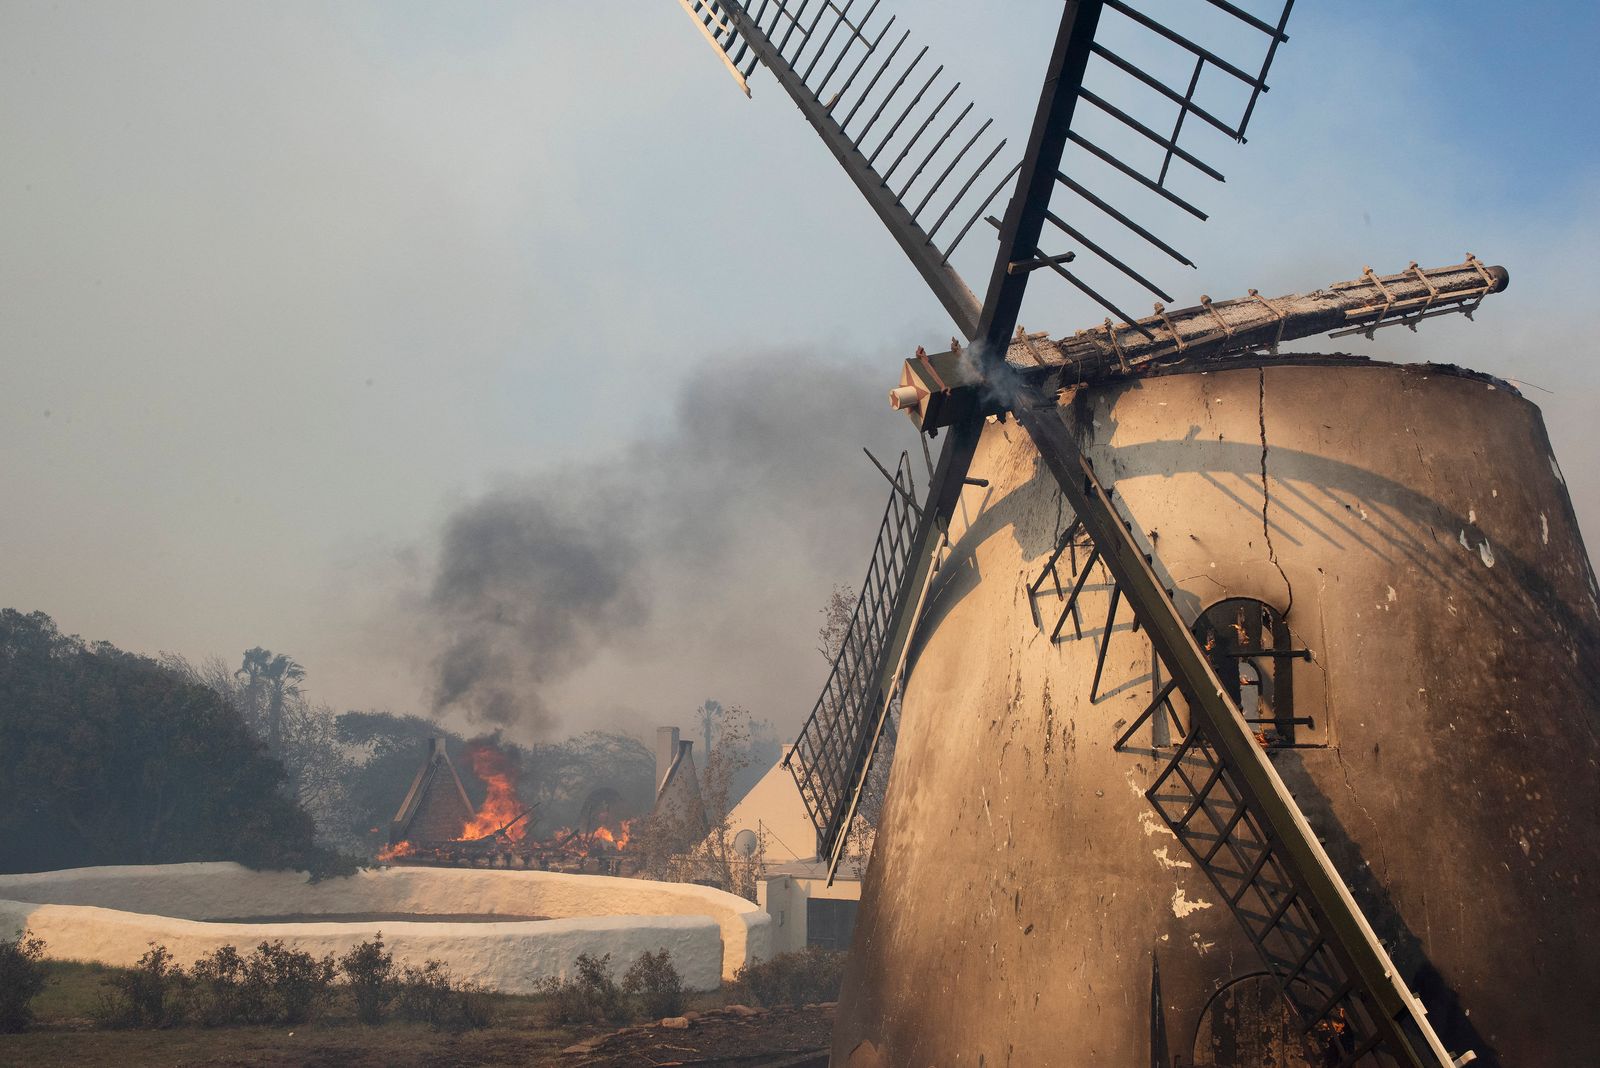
338,933 -> 394,1024
731,947 -> 845,1008
394,959 -> 494,1032
535,952 -> 624,1025
395,960 -> 453,1025
97,944 -> 184,1028
621,948 -> 684,1020
102,940 -> 336,1028
187,944 -> 255,1026
0,929 -> 48,1033
241,940 -> 336,1024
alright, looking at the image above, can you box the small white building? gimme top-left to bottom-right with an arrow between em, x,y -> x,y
721,745 -> 865,955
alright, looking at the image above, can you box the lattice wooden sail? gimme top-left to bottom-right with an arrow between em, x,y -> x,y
671,6 -> 1480,1064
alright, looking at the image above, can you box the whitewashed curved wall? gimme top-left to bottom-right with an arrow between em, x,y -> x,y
0,863 -> 770,989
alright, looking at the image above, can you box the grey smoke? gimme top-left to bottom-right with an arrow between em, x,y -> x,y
429,492 -> 642,730
418,349 -> 914,735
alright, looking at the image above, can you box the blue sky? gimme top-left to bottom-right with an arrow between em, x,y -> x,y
1,2 -> 1595,735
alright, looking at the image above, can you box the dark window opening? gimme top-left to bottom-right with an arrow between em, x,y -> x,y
1192,598 -> 1313,749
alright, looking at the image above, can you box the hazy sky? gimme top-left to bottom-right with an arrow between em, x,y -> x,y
3,2 -> 1596,741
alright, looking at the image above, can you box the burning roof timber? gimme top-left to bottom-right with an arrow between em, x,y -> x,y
891,257 -> 1509,430
383,739 -> 634,872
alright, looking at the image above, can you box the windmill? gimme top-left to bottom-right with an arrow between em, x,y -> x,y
669,3 -> 1600,1066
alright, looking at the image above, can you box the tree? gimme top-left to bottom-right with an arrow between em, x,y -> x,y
168,650 -> 359,854
235,647 -> 305,754
812,583 -> 888,867
696,699 -> 723,762
689,698 -> 777,807
817,584 -> 856,664
519,730 -> 656,832
0,610 -> 341,875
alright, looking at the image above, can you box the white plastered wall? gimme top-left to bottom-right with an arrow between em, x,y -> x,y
0,863 -> 771,989
758,873 -> 861,955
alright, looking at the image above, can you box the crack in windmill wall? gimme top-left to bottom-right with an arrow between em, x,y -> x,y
1258,368 -> 1295,616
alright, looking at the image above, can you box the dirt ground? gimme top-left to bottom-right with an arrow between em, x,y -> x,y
0,963 -> 833,1068
557,1005 -> 832,1067
204,913 -> 550,924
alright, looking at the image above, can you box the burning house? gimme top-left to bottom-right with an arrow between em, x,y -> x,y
382,738 -> 635,875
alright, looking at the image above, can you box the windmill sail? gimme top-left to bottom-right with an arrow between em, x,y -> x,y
672,0 -> 1016,338
979,0 -> 1294,332
675,4 -> 1484,1064
784,451 -> 924,872
676,0 -> 1296,342
672,4 -> 1304,867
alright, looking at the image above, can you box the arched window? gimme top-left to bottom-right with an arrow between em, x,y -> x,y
1192,598 -> 1312,748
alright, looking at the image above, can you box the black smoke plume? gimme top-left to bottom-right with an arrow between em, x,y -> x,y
428,492 -> 642,729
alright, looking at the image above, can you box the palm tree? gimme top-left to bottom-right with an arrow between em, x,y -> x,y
235,647 -> 305,754
698,699 -> 723,760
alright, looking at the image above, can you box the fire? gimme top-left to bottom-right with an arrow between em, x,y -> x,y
377,742 -> 637,868
376,839 -> 415,862
458,743 -> 528,842
590,819 -> 633,851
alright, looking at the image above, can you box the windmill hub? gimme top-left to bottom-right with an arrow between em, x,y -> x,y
887,383 -> 923,411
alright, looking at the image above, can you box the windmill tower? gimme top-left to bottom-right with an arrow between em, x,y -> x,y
670,3 -> 1600,1066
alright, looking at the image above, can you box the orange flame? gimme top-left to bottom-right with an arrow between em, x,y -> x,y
579,818 -> 634,852
458,743 -> 528,842
376,839 -> 416,861
378,744 -> 639,865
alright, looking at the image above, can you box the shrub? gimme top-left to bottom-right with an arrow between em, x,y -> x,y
0,930 -> 48,1033
339,934 -> 394,1024
187,944 -> 256,1027
394,959 -> 494,1032
731,946 -> 845,1008
450,980 -> 496,1031
99,940 -> 335,1028
243,940 -> 335,1025
535,952 -> 624,1025
395,960 -> 453,1026
98,943 -> 185,1028
622,948 -> 684,1020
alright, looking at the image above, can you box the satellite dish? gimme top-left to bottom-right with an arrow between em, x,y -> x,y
732,828 -> 759,858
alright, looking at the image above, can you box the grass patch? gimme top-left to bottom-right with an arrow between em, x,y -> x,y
28,960 -> 120,1023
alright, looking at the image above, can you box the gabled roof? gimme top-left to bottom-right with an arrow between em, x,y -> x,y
390,737 -> 474,844
653,738 -> 709,837
720,745 -> 818,863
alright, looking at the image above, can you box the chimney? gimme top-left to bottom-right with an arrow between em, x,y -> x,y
656,726 -> 680,794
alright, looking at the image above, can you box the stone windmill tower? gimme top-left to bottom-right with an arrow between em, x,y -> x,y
671,3 -> 1600,1065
